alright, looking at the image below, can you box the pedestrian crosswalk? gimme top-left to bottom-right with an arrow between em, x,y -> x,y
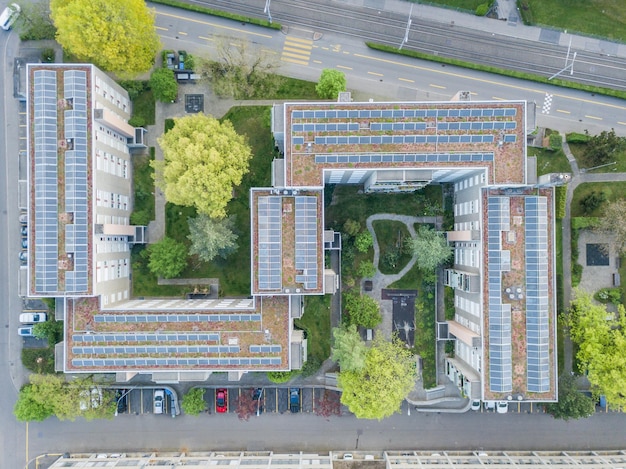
281,36 -> 313,65
541,93 -> 553,114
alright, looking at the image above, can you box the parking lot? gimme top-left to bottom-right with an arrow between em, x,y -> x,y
113,388 -> 174,416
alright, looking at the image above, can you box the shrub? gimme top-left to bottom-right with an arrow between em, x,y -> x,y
301,356 -> 323,377
475,3 -> 489,16
356,260 -> 376,278
355,231 -> 374,253
572,263 -> 583,287
555,186 -> 566,219
595,287 -> 622,305
267,370 -> 299,383
567,132 -> 590,144
128,116 -> 146,127
118,80 -> 149,100
41,48 -> 55,63
580,191 -> 606,214
130,210 -> 152,226
549,133 -> 562,151
181,388 -> 206,416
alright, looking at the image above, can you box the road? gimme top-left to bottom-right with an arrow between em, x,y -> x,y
174,0 -> 626,91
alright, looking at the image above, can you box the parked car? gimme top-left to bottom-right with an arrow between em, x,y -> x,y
21,238 -> 28,249
19,312 -> 47,324
19,251 -> 27,263
470,399 -> 481,411
0,3 -> 20,31
484,401 -> 495,411
289,388 -> 300,413
252,388 -> 263,415
18,325 -> 34,337
343,454 -> 353,461
154,389 -> 165,414
19,212 -> 27,224
21,225 -> 27,236
115,389 -> 128,414
216,388 -> 228,413
496,401 -> 509,414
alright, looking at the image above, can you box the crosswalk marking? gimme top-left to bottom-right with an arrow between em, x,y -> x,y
541,93 -> 553,114
281,36 -> 313,65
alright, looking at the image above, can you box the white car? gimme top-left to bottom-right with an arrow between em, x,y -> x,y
0,3 -> 20,31
470,399 -> 481,411
154,389 -> 165,414
496,401 -> 509,414
484,401 -> 495,411
19,312 -> 47,324
18,325 -> 34,337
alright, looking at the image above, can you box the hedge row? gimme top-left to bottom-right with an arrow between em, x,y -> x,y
365,42 -> 626,101
554,185 -> 566,219
148,0 -> 281,30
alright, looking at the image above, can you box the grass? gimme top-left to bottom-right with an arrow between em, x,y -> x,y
264,76 -> 318,100
130,149 -> 155,224
132,89 -> 155,126
372,220 -> 412,275
21,347 -> 56,374
568,142 -> 626,173
325,184 -> 442,230
417,0 -> 484,13
389,261 -> 422,290
294,295 -> 332,363
528,146 -> 571,176
518,0 -> 626,42
571,182 -> 626,217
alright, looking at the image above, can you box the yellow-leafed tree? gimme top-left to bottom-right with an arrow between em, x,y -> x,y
50,0 -> 160,75
155,114 -> 252,219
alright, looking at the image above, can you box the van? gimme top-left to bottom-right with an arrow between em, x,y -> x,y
0,3 -> 20,31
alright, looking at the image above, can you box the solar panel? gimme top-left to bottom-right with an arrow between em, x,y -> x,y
295,196 -> 318,290
314,152 -> 494,165
93,313 -> 259,323
257,196 -> 282,290
72,357 -> 282,368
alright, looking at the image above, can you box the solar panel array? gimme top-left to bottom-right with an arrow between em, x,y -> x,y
291,107 -> 517,120
525,196 -> 551,392
258,196 -> 282,290
72,357 -> 282,368
63,70 -> 90,292
33,70 -> 59,293
94,313 -> 261,323
314,152 -> 494,164
250,345 -> 282,353
292,123 -> 359,132
295,196 -> 318,290
72,345 -> 240,355
314,134 -> 497,145
487,196 -> 513,393
73,333 -> 220,343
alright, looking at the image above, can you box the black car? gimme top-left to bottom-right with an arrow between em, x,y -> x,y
115,389 -> 128,414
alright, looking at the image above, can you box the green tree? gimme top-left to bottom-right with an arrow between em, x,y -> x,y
595,199 -> 626,253
567,290 -> 626,408
404,225 -> 452,271
343,292 -> 381,328
149,68 -> 178,102
342,219 -> 361,237
545,374 -> 595,421
50,0 -> 160,75
144,237 -> 187,279
356,259 -> 376,278
584,128 -> 626,166
331,325 -> 367,372
316,69 -> 347,99
33,319 -> 64,344
188,214 -> 238,262
580,191 -> 606,215
355,231 -> 373,253
181,388 -> 206,416
14,383 -> 55,422
338,337 -> 416,420
155,114 -> 252,218
16,1 -> 56,41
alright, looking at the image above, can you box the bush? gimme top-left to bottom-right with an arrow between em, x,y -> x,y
301,356 -> 323,377
567,132 -> 590,144
118,80 -> 149,100
128,116 -> 146,127
475,3 -> 489,15
356,259 -> 376,278
185,54 -> 196,71
595,287 -> 622,305
580,191 -> 606,214
41,48 -> 55,63
267,370 -> 300,383
21,348 -> 55,374
555,186 -> 566,219
354,231 -> 373,253
181,388 -> 206,416
130,210 -> 152,226
572,263 -> 583,287
571,217 -> 600,230
549,133 -> 562,151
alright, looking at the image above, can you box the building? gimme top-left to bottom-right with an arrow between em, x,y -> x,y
27,64 -> 556,397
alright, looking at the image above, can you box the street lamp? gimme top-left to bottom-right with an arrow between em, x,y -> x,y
264,0 -> 272,24
114,387 -> 136,416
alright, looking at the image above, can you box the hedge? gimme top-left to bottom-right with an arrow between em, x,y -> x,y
566,132 -> 590,144
555,185 -> 566,219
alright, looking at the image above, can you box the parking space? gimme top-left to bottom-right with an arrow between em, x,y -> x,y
302,388 -> 313,413
277,388 -> 289,414
204,388 -> 215,414
264,387 -> 277,413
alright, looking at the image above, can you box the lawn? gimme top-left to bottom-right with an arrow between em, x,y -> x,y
568,141 -> 626,173
571,181 -> 626,217
415,0 -> 484,13
266,76 -> 319,100
130,149 -> 155,225
528,146 -> 571,176
372,220 -> 412,275
132,88 -> 155,126
294,295 -> 332,364
517,0 -> 626,42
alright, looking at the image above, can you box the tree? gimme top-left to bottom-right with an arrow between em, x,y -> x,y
355,231 -> 373,253
33,319 -> 64,344
545,374 -> 595,421
343,292 -> 381,328
584,128 -> 626,166
316,69 -> 347,99
196,38 -> 282,99
16,1 -> 56,41
342,219 -> 361,237
580,191 -> 606,215
149,68 -> 178,103
188,214 -> 238,263
404,225 -> 452,271
338,337 -> 416,420
567,290 -> 626,408
235,391 -> 257,421
155,114 -> 252,218
331,325 -> 367,372
356,259 -> 376,278
50,0 -> 160,75
144,237 -> 187,279
181,388 -> 206,416
14,384 -> 55,422
595,199 -> 626,253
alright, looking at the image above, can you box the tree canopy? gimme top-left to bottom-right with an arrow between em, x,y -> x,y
595,199 -> 626,253
155,114 -> 252,218
331,325 -> 367,372
181,388 -> 206,416
16,1 -> 56,41
188,214 -> 238,263
50,0 -> 160,75
144,237 -> 187,279
343,292 -> 381,328
316,69 -> 347,99
584,128 -> 626,166
150,68 -> 178,103
404,225 -> 452,271
567,290 -> 626,408
338,337 -> 416,420
545,374 -> 595,421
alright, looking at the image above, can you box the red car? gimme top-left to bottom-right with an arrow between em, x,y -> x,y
216,388 -> 228,413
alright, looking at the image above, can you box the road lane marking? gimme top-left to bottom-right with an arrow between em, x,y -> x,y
198,36 -> 213,41
351,52 -> 626,112
313,60 -> 323,64
156,11 -> 273,38
337,65 -> 353,70
368,71 -> 383,76
556,109 -> 571,114
343,51 -> 350,54
156,26 -> 168,31
491,96 -> 506,101
398,77 -> 414,83
429,84 -> 446,89
178,31 -> 188,36
281,57 -> 309,66
617,121 -> 626,126
585,115 -> 602,120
